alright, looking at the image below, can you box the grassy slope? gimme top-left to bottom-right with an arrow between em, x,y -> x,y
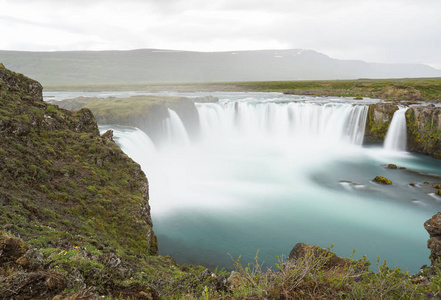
0,69 -> 157,259
53,95 -> 184,126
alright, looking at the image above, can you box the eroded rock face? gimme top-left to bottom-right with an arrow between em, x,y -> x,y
1,66 -> 158,257
406,106 -> 441,159
0,66 -> 43,102
364,103 -> 398,144
424,212 -> 441,263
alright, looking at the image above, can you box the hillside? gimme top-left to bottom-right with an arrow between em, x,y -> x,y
1,49 -> 440,86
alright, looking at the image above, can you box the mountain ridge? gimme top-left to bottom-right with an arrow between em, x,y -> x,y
1,48 -> 440,85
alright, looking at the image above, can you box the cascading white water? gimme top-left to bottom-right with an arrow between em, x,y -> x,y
196,101 -> 368,146
163,108 -> 191,147
384,108 -> 407,151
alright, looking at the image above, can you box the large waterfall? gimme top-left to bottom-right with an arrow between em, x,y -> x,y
196,102 -> 368,146
97,92 -> 441,274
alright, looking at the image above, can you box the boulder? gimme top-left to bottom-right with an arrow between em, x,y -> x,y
373,176 -> 392,185
386,164 -> 398,169
288,243 -> 368,275
424,212 -> 441,263
0,235 -> 28,264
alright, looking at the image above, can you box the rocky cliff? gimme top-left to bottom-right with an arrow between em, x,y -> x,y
364,102 -> 398,144
406,106 -> 441,159
364,102 -> 441,159
0,65 -> 157,257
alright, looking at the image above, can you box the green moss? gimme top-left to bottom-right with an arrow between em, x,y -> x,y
373,176 -> 392,185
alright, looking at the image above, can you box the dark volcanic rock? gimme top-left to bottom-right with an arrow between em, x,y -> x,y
425,212 -> 441,263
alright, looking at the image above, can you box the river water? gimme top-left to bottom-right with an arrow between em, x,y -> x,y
46,91 -> 441,273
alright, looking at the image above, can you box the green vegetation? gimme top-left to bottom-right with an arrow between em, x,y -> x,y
46,77 -> 441,102
56,95 -> 184,126
3,231 -> 441,299
373,176 -> 393,185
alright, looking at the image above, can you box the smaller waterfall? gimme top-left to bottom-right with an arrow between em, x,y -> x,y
163,109 -> 191,146
99,125 -> 156,170
384,108 -> 407,151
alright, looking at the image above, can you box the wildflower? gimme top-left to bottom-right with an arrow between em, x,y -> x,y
436,293 -> 441,299
354,277 -> 361,283
426,292 -> 434,299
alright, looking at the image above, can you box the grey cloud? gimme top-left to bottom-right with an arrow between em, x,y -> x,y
0,0 -> 440,68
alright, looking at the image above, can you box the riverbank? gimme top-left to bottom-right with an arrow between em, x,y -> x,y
45,77 -> 441,103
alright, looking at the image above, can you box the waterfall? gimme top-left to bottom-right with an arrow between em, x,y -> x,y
384,108 -> 407,151
163,109 -> 191,147
100,94 -> 438,275
196,101 -> 368,146
99,125 -> 156,169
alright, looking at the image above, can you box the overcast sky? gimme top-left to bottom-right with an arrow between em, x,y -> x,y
1,0 -> 440,69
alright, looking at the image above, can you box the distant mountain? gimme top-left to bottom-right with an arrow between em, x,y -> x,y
1,49 -> 440,85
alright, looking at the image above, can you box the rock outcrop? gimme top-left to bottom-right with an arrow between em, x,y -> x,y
288,243 -> 369,275
364,103 -> 398,144
0,66 -> 157,255
363,102 -> 441,159
424,212 -> 441,263
0,63 -> 43,102
53,95 -> 201,144
406,106 -> 441,159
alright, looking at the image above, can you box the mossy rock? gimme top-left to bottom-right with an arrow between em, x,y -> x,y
364,103 -> 398,144
0,66 -> 158,259
436,190 -> 441,196
386,164 -> 398,169
373,176 -> 392,185
433,184 -> 441,189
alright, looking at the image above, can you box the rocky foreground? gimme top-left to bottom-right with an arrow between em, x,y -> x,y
2,65 -> 441,299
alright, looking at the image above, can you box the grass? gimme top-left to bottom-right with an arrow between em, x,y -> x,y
56,95 -> 183,125
4,229 -> 441,299
45,77 -> 441,102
